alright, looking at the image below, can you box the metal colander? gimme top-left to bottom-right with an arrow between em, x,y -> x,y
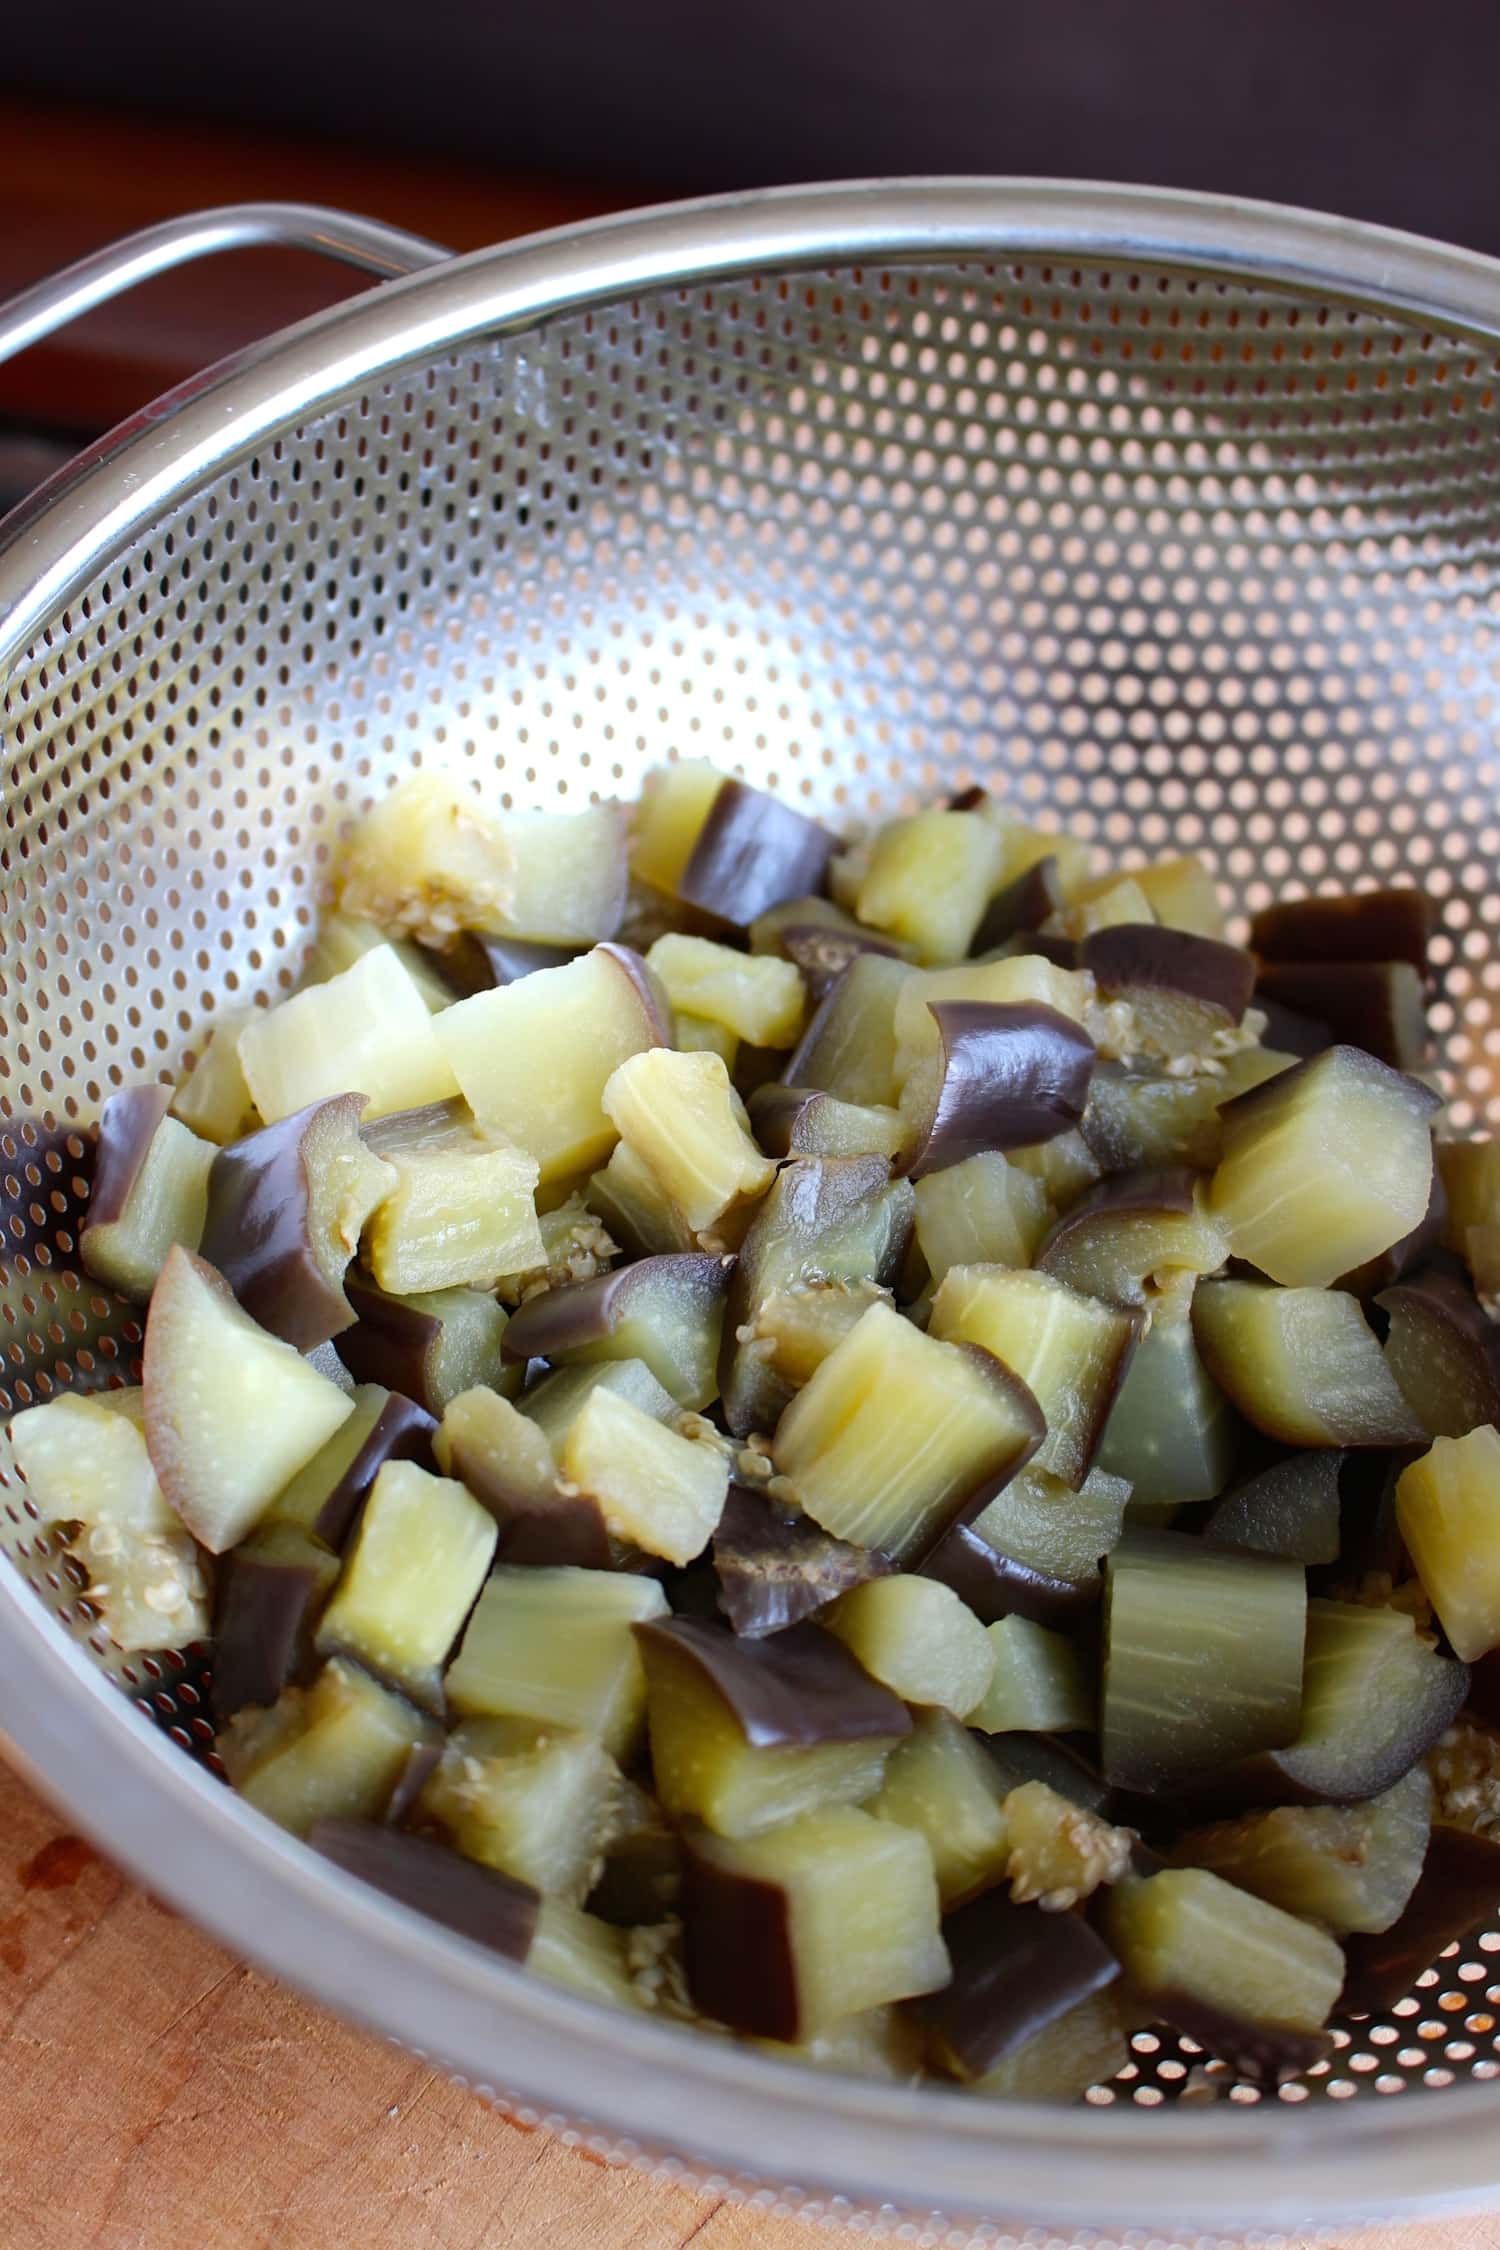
2,179 -> 1500,2243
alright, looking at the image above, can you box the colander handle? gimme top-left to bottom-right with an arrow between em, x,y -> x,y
0,202 -> 451,369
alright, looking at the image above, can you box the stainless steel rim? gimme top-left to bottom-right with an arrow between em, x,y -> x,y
6,175 -> 1500,2229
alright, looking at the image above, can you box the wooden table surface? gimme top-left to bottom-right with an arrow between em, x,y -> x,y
0,1761 -> 1495,2250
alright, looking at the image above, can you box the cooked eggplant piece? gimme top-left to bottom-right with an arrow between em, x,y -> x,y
434,942 -> 668,1184
998,1778 -> 1134,1908
587,1779 -> 683,1925
1255,959 -> 1427,1071
719,1153 -> 914,1437
865,1708 -> 1016,1908
1341,1823 -> 1500,2013
1128,852 -> 1228,939
1377,1261 -> 1500,1440
1094,1314 -> 1241,1511
1101,1868 -> 1343,2086
965,808 -> 1094,902
493,1190 -> 619,1306
334,1272 -> 517,1417
776,920 -> 912,1003
750,1277 -> 892,1388
922,1886 -> 1120,2084
925,1464 -> 1131,1623
1005,1127 -> 1103,1211
681,1806 -> 948,2040
143,1247 -> 355,1553
219,1655 -> 442,1837
675,1012 -> 740,1067
602,1046 -> 774,1242
1101,1532 -> 1307,1792
519,1357 -> 678,1450
771,1300 -> 1044,1565
891,954 -> 1092,1099
1193,1280 -> 1426,1448
1205,1450 -> 1345,1567
921,1522 -> 1095,1629
665,774 -> 836,928
416,1716 -> 623,1902
1251,887 -> 1434,973
911,1152 -> 1051,1288
1439,1137 -> 1500,1302
559,1385 -> 729,1567
211,1522 -> 341,1720
299,910 -> 459,1014
80,1084 -> 216,1302
823,1575 -> 996,1718
238,944 -> 459,1126
359,1101 -> 544,1296
441,933 -> 580,993
501,1251 -> 730,1411
853,808 -> 1003,964
969,1618 -> 1095,1736
1210,1045 -> 1439,1289
747,1085 -> 906,1162
199,1095 -> 396,1348
899,1002 -> 1096,1178
1172,1764 -> 1431,1935
445,1565 -> 670,1760
1060,874 -> 1156,939
312,1816 -> 541,1960
1080,1062 -> 1223,1174
1337,1167 -> 1448,1297
646,934 -> 806,1049
316,1460 -> 497,1709
1082,923 -> 1256,1056
751,2004 -> 927,2084
930,1266 -> 1139,1489
171,1007 -> 260,1146
1037,1168 -> 1231,1316
260,1384 -> 433,1549
586,1138 -> 697,1258
783,951 -> 912,1109
750,892 -> 901,962
7,1388 -> 211,1652
1396,1426 -> 1500,1659
710,1484 -> 886,1637
1229,1598 -> 1468,1806
971,855 -> 1067,954
637,1614 -> 910,1836
965,1988 -> 1131,2099
527,1897 -> 640,2010
630,759 -> 732,895
432,1386 -> 608,1566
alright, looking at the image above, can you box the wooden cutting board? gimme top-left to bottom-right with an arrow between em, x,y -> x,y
0,1760 -> 1492,2250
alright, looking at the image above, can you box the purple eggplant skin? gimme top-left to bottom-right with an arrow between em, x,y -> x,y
1341,1825 -> 1500,2015
1375,1254 -> 1500,1438
778,922 -> 909,1003
211,1534 -> 339,1721
384,1738 -> 444,1828
1035,1165 -> 1201,1287
308,1391 -> 438,1550
676,779 -> 836,927
1204,1451 -> 1345,1568
500,1252 -> 730,1367
680,1830 -> 803,2039
633,1616 -> 912,1749
439,933 -> 580,995
922,1520 -> 1097,1627
920,1888 -> 1120,2082
1082,924 -> 1257,1025
199,1093 -> 372,1351
86,1083 -> 175,1228
902,1002 -> 1096,1181
971,857 -> 1066,954
1337,1168 -> 1448,1298
1468,1646 -> 1500,1729
711,1483 -> 889,1637
333,1273 -> 488,1417
1251,887 -> 1435,975
1254,959 -> 1427,1071
310,1820 -> 541,1961
1255,995 -> 1333,1060
745,1085 -> 829,1158
1146,1989 -> 1332,2090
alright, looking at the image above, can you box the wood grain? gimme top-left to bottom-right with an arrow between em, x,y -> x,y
0,1759 -> 1490,2250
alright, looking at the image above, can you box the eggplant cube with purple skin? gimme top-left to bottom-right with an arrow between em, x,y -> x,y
269,1383 -> 438,1552
445,1566 -> 669,1761
334,1272 -> 519,1418
219,1655 -> 443,1838
921,1885 -> 1121,2084
602,1047 -> 775,1241
1192,1279 -> 1426,1448
646,933 -> 807,1049
1396,1425 -> 1500,1661
237,943 -> 460,1126
1036,1167 -> 1231,1317
360,1100 -> 545,1296
81,1084 -> 217,1303
899,1003 -> 1097,1178
433,1387 -> 610,1569
316,1460 -> 498,1709
559,1386 -> 729,1567
501,1251 -> 731,1412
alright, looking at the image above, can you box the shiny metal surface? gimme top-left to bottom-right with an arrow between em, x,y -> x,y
2,179 -> 1500,2237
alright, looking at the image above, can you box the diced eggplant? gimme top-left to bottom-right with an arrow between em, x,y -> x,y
1193,1280 -> 1426,1447
1101,1868 -> 1344,2086
1129,853 -> 1228,940
1060,874 -> 1156,939
1172,1764 -> 1431,1935
823,1575 -> 996,1718
898,1002 -> 1096,1179
891,955 -> 1092,1099
930,1266 -> 1139,1489
669,774 -> 836,928
316,1460 -> 497,1709
854,808 -> 1003,964
921,1521 -> 1095,1630
747,1085 -> 905,1162
1094,1314 -> 1241,1510
1439,1138 -> 1500,1303
1336,1166 -> 1448,1297
969,1617 -> 1095,1736
219,1656 -> 441,1837
1101,1532 -> 1307,1792
238,944 -> 459,1125
921,1886 -> 1120,2084
675,1012 -> 740,1067
719,1153 -> 915,1438
965,1989 -> 1131,2100
8,1388 -> 211,1651
966,807 -> 1095,905
1080,1052 -> 1291,1177
777,920 -> 912,1003
587,1139 -> 696,1258
299,910 -> 459,1014
1377,1260 -> 1500,1441
1341,1823 -> 1500,2013
211,1522 -> 341,1720
752,2004 -> 927,2084
1005,1128 -> 1103,1211
311,1816 -> 540,1960
1256,995 -> 1333,1060
493,1190 -> 620,1307
445,1565 -> 669,1760
749,1276 -> 892,1388
80,1084 -> 216,1302
416,1716 -> 623,1903
1228,1598 -> 1468,1806
782,951 -> 913,1110
971,855 -> 1067,954
144,1247 -> 355,1553
519,1357 -> 678,1451
630,760 -> 734,895
587,1779 -> 684,1925
1210,1045 -> 1439,1289
710,1483 -> 887,1637
865,1708 -> 1016,1908
680,1807 -> 948,2040
646,934 -> 806,1049
501,1251 -> 730,1412
526,1897 -> 640,2011
770,1300 -> 1044,1565
1251,886 -> 1434,973
1205,1451 -> 1345,1567
560,1385 -> 729,1567
602,1046 -> 774,1243
636,1614 -> 909,1837
171,1007 -> 260,1146
1396,1426 -> 1500,1660
998,1778 -> 1135,1908
440,933 -> 581,994
1082,924 -> 1257,1057
334,1272 -> 517,1417
432,1386 -> 609,1567
925,1464 -> 1131,1624
1255,959 -> 1427,1071
359,1101 -> 544,1296
911,1152 -> 1051,1288
1037,1168 -> 1231,1316
199,1095 -> 396,1349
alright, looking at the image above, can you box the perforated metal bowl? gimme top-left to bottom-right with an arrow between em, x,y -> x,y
3,180 -> 1500,2243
